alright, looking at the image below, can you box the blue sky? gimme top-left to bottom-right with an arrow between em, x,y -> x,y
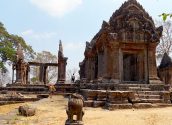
0,0 -> 172,73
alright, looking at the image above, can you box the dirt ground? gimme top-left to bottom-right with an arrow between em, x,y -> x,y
0,95 -> 172,125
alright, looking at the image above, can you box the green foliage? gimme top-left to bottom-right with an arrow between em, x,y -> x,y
0,22 -> 35,69
160,13 -> 172,21
31,77 -> 39,83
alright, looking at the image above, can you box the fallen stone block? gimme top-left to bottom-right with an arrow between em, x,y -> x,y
18,105 -> 36,117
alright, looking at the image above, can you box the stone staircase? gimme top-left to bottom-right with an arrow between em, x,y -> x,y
128,85 -> 170,103
80,83 -> 172,110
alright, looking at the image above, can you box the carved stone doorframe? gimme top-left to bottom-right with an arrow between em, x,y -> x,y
120,49 -> 146,84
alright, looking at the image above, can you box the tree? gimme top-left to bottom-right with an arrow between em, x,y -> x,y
31,51 -> 58,83
156,21 -> 172,59
0,22 -> 35,71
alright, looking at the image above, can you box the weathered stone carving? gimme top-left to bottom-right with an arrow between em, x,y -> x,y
12,44 -> 29,85
18,105 -> 36,117
66,93 -> 84,125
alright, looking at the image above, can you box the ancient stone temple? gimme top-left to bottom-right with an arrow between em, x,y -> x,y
57,40 -> 68,83
79,0 -> 163,84
158,53 -> 172,85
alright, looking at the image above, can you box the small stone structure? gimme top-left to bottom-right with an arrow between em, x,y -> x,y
12,44 -> 29,85
78,0 -> 172,110
79,0 -> 163,84
66,93 -> 84,125
158,53 -> 172,85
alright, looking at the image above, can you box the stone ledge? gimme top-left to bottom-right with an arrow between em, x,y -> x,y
106,103 -> 133,110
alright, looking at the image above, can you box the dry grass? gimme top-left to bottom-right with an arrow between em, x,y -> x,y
1,95 -> 172,125
0,103 -> 24,115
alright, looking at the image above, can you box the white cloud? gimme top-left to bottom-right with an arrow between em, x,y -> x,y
64,42 -> 85,51
21,29 -> 33,36
21,29 -> 57,39
30,0 -> 83,17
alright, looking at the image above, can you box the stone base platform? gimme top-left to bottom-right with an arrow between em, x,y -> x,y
80,83 -> 172,109
0,83 -> 77,94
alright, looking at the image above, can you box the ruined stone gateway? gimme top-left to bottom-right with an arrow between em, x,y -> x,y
79,0 -> 163,84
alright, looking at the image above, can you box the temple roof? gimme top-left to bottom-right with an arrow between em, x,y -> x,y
84,0 -> 163,58
89,0 -> 159,44
159,53 -> 172,68
109,0 -> 154,26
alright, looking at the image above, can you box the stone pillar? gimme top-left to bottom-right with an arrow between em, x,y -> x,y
39,64 -> 44,84
43,65 -> 48,84
102,47 -> 108,79
138,52 -> 145,82
107,49 -> 114,79
84,59 -> 88,80
119,48 -> 123,83
87,58 -> 91,81
79,60 -> 86,79
148,43 -> 162,84
91,57 -> 96,80
15,61 -> 23,84
112,48 -> 120,82
58,58 -> 67,83
98,52 -> 104,78
57,40 -> 68,83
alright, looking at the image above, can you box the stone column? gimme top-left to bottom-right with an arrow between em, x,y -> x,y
85,59 -> 89,80
119,48 -> 123,83
43,65 -> 48,84
98,52 -> 104,78
90,58 -> 94,80
102,47 -> 108,79
112,48 -> 120,83
58,57 -> 67,83
138,52 -> 145,83
107,49 -> 114,79
57,41 -> 68,83
148,43 -> 162,84
39,64 -> 44,84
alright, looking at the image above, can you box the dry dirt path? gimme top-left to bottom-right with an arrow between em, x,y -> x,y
0,95 -> 172,125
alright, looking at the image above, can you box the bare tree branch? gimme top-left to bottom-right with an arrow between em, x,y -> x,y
156,20 -> 172,59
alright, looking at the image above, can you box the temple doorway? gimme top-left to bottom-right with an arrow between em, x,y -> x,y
123,53 -> 139,82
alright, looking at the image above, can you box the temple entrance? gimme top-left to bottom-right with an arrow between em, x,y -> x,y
123,53 -> 139,82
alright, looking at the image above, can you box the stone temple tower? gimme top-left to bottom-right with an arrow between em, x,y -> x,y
13,44 -> 28,85
57,40 -> 68,83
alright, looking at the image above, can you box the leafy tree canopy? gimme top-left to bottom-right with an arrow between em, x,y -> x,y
0,22 -> 35,71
